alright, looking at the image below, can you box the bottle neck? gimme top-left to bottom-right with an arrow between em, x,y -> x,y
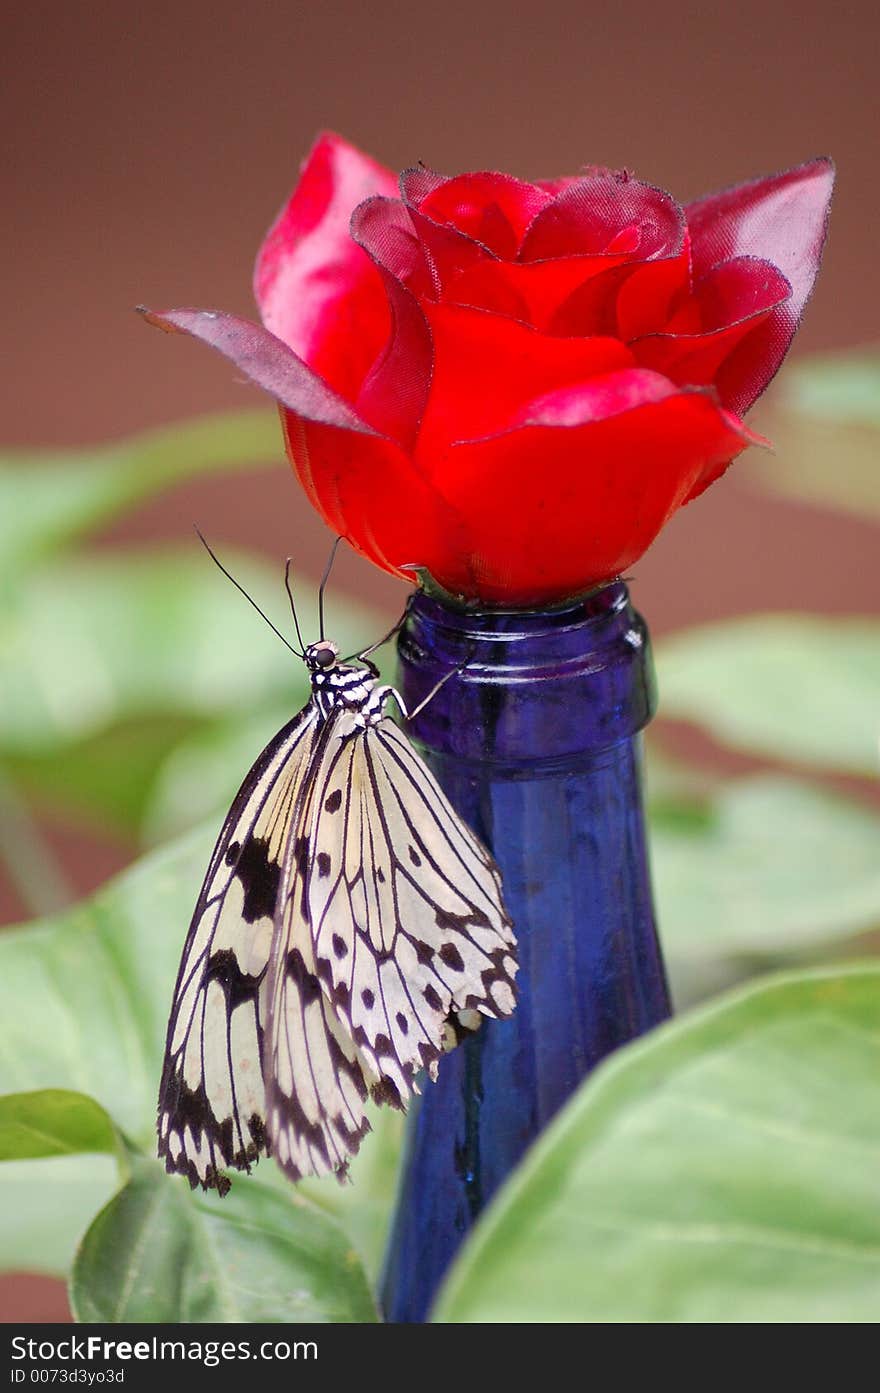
397,581 -> 656,764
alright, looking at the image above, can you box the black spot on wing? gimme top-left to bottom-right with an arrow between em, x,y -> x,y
206,947 -> 264,1008
294,836 -> 312,923
332,933 -> 348,959
234,837 -> 281,924
439,942 -> 465,972
362,988 -> 375,1009
247,1113 -> 268,1153
370,1077 -> 403,1109
317,852 -> 332,877
285,947 -> 322,1004
324,789 -> 342,813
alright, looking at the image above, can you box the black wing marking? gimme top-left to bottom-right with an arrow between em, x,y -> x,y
157,702 -> 319,1194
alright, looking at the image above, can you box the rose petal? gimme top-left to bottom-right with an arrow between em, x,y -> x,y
400,167 -> 505,302
348,197 -> 434,447
686,255 -> 792,330
139,307 -> 374,433
686,157 -> 834,410
549,241 -> 691,338
511,367 -> 681,428
410,169 -> 554,251
440,255 -> 641,331
428,390 -> 758,604
402,170 -> 671,329
253,132 -> 397,401
520,173 -> 685,262
280,409 -> 474,586
632,257 -> 792,397
415,303 -> 634,469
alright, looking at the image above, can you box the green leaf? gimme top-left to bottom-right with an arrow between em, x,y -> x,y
0,547 -> 389,840
0,1090 -> 119,1160
0,1155 -> 118,1276
643,741 -> 715,832
656,615 -> 880,777
651,775 -> 880,961
0,822 -> 405,1271
70,1159 -> 377,1323
780,349 -> 880,425
0,1092 -> 122,1278
141,703 -> 294,844
750,411 -> 880,522
434,964 -> 880,1323
0,550 -> 312,754
747,351 -> 880,519
0,1089 -> 123,1278
0,823 -> 215,1146
6,717 -> 197,838
0,410 -> 282,581
298,1108 -> 404,1282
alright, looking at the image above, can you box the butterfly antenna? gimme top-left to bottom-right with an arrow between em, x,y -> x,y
318,535 -> 344,640
193,526 -> 302,657
284,559 -> 308,653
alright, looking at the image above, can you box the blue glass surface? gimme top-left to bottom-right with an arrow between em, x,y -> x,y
380,583 -> 671,1322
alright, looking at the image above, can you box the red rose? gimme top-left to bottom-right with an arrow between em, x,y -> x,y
145,134 -> 833,604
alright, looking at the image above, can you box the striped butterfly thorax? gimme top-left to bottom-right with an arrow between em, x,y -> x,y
158,617 -> 517,1194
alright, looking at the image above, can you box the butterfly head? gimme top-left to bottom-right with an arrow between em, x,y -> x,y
304,639 -> 340,673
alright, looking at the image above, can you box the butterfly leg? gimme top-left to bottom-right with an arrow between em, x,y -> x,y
400,646 -> 478,722
339,616 -> 407,671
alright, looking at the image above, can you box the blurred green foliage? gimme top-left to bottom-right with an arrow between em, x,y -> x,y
1,356 -> 879,1322
748,349 -> 880,519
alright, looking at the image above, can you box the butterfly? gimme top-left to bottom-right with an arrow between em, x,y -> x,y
157,542 -> 517,1195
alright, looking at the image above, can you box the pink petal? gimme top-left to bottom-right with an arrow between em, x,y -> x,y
510,367 -> 681,429
138,307 -> 375,433
686,158 -> 834,410
253,132 -> 398,402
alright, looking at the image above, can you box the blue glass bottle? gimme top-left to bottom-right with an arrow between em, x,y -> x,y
379,581 -> 671,1323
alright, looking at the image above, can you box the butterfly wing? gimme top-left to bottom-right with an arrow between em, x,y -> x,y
302,712 -> 518,1104
157,702 -> 319,1194
262,717 -> 377,1183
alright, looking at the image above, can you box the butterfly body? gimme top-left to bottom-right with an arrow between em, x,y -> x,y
158,634 -> 517,1196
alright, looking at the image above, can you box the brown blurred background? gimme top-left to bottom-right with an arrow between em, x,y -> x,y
2,0 -> 878,1321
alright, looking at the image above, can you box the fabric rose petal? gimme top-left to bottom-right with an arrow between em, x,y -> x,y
143,133 -> 833,604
